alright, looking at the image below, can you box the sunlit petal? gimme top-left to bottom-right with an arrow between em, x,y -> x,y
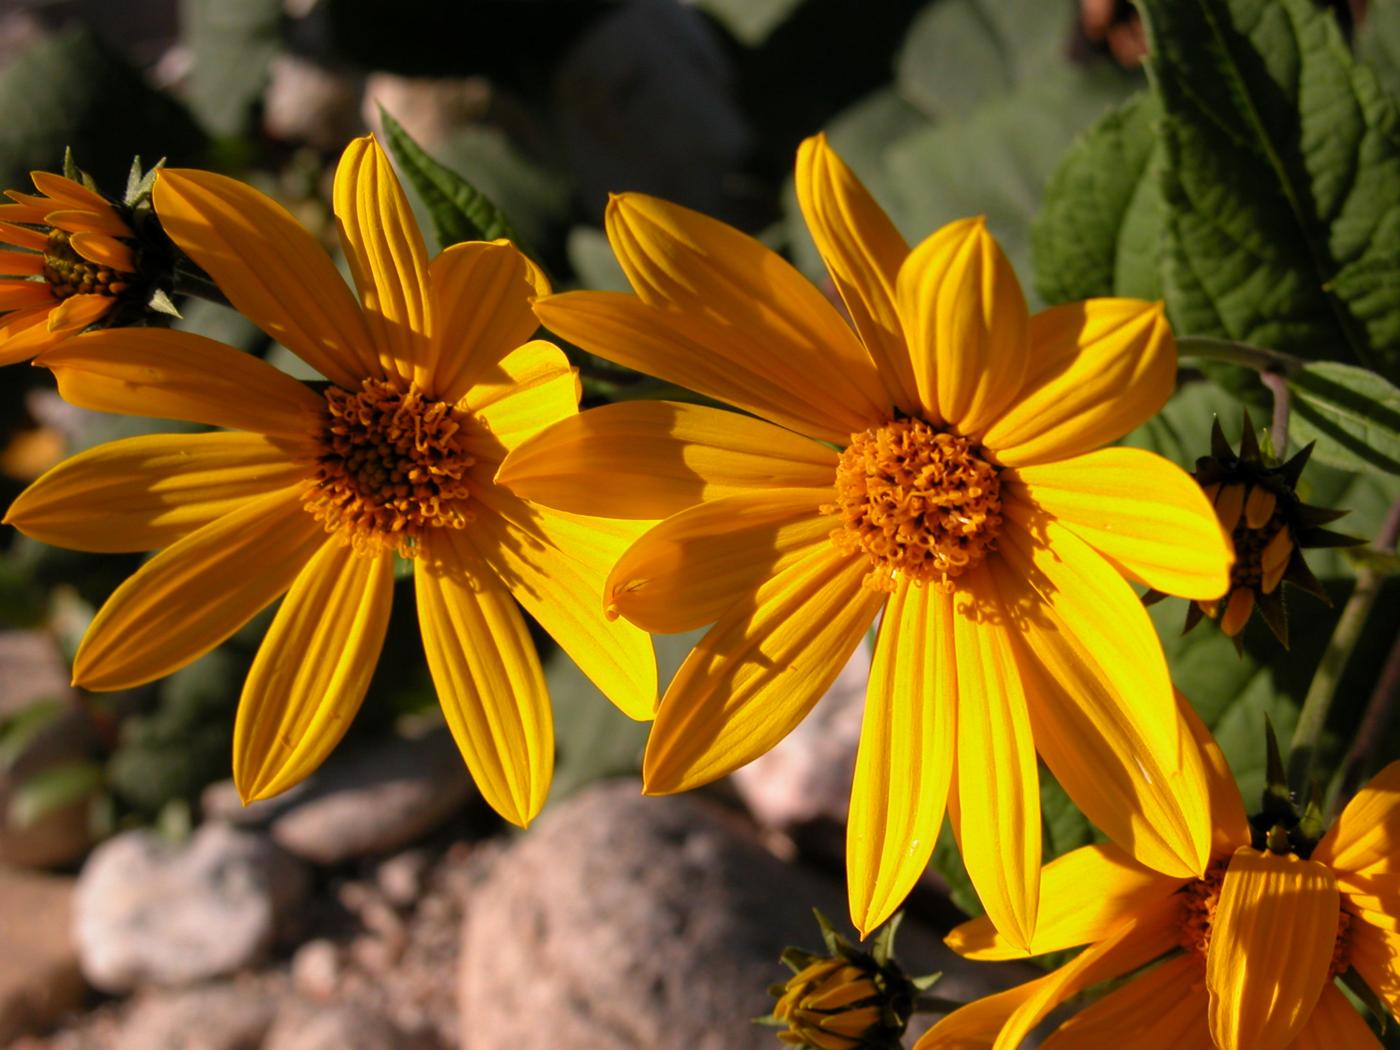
1041,955 -> 1209,1050
459,339 -> 579,456
1314,761 -> 1400,877
1286,984 -> 1384,1050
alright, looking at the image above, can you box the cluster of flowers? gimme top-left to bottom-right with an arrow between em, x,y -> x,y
0,135 -> 1395,1049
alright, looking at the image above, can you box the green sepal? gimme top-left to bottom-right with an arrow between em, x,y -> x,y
1295,780 -> 1327,849
1341,967 -> 1390,1033
1261,716 -> 1293,818
146,287 -> 182,319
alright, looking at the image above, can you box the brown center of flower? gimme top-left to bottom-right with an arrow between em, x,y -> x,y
827,419 -> 1002,592
301,378 -> 475,557
1177,858 -> 1353,976
42,229 -> 133,300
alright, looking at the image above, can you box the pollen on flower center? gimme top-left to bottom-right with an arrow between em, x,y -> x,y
826,418 -> 1002,592
42,229 -> 133,300
301,378 -> 475,557
1177,858 -> 1353,975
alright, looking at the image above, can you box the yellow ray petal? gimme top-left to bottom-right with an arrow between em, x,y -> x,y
69,232 -> 135,272
497,399 -> 837,519
946,842 -> 1182,961
45,292 -> 114,333
0,223 -> 49,251
952,564 -> 1041,952
0,282 -> 56,309
470,487 -> 657,721
44,208 -> 129,238
234,542 -> 394,801
415,528 -> 553,827
895,217 -> 1029,435
994,508 -> 1212,880
1314,761 -> 1400,876
794,133 -> 916,415
848,580 -> 955,937
534,291 -> 866,444
1009,447 -> 1232,600
4,431 -> 309,552
1041,955 -> 1209,1050
605,192 -> 887,422
1178,688 -> 1252,856
1286,983 -> 1384,1050
642,545 -> 882,794
0,202 -> 47,225
72,487 -> 326,691
983,298 -> 1175,466
1206,848 -> 1339,1050
604,488 -> 832,634
429,239 -> 542,402
0,307 -> 64,364
154,168 -> 377,388
912,978 -> 1046,1050
993,895 -> 1184,1050
459,339 -> 579,457
1348,915 -> 1400,1021
37,328 -> 325,439
0,250 -> 44,276
29,171 -> 110,211
332,135 -> 433,386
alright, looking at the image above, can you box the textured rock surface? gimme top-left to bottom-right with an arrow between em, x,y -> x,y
75,824 -> 309,992
458,780 -> 1034,1050
267,728 -> 474,865
263,1002 -> 429,1050
111,983 -> 283,1050
0,867 -> 84,1043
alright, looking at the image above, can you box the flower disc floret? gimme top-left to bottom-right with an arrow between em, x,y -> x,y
43,228 -> 134,300
302,378 -> 475,557
828,419 -> 1002,592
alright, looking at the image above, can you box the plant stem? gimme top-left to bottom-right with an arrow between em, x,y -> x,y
171,268 -> 231,308
1175,336 -> 1303,375
1289,496 -> 1400,795
1259,370 -> 1291,457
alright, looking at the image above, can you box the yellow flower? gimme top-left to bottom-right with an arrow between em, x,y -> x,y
498,133 -> 1233,944
0,171 -> 141,364
773,958 -> 886,1049
3,135 -> 656,827
920,703 -> 1400,1050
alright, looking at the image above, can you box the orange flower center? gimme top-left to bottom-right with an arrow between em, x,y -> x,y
1177,858 -> 1353,976
42,229 -> 133,300
301,378 -> 475,558
827,419 -> 1002,592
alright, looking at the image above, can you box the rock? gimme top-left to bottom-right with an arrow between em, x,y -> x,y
290,939 -> 340,1001
114,982 -> 282,1050
268,728 -> 474,865
458,780 -> 1036,1050
263,1002 -> 426,1050
0,631 -> 72,719
75,824 -> 310,992
375,848 -> 432,908
731,640 -> 870,832
361,74 -> 489,150
0,867 -> 84,1043
264,53 -> 364,151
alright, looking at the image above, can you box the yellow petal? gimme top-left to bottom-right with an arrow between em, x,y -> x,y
459,339 -> 579,456
497,399 -> 837,519
993,894 -> 1184,1050
642,545 -> 882,793
984,299 -> 1175,466
0,281 -> 54,308
605,488 -> 832,634
0,222 -> 49,251
69,232 -> 135,272
154,168 -> 377,388
1314,761 -> 1400,876
234,542 -> 394,801
0,306 -> 65,364
912,979 -> 1045,1050
847,580 -> 955,937
794,133 -> 916,414
0,250 -> 46,276
534,291 -> 864,444
1206,848 -> 1339,1050
470,485 -> 658,721
332,135 -> 433,386
1009,447 -> 1232,600
4,431 -> 308,552
994,508 -> 1212,880
895,217 -> 1029,435
1179,688 -> 1252,856
44,208 -> 129,238
1286,983 -> 1384,1050
45,292 -> 112,333
37,328 -> 325,439
946,842 -> 1181,961
1040,954 -> 1208,1050
1349,918 -> 1400,1023
605,192 -> 887,422
414,528 -> 552,827
428,239 -> 541,402
72,487 -> 326,691
30,171 -> 110,211
952,564 -> 1041,952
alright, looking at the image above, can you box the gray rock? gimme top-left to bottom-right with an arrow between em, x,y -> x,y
75,823 -> 310,992
263,1002 -> 428,1050
268,728 -> 474,865
0,868 -> 84,1044
114,982 -> 282,1050
458,780 -> 1036,1050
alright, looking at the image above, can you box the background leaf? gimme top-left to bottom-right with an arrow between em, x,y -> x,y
1288,361 -> 1400,475
180,0 -> 283,139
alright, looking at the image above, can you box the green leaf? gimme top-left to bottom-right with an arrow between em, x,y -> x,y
1031,90 -> 1165,304
180,0 -> 282,138
1357,1 -> 1400,105
1138,0 -> 1400,379
1288,361 -> 1400,475
0,700 -> 69,770
8,761 -> 103,830
379,108 -> 520,251
697,0 -> 806,46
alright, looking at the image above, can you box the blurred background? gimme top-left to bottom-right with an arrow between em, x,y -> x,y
0,1 -> 1389,1048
